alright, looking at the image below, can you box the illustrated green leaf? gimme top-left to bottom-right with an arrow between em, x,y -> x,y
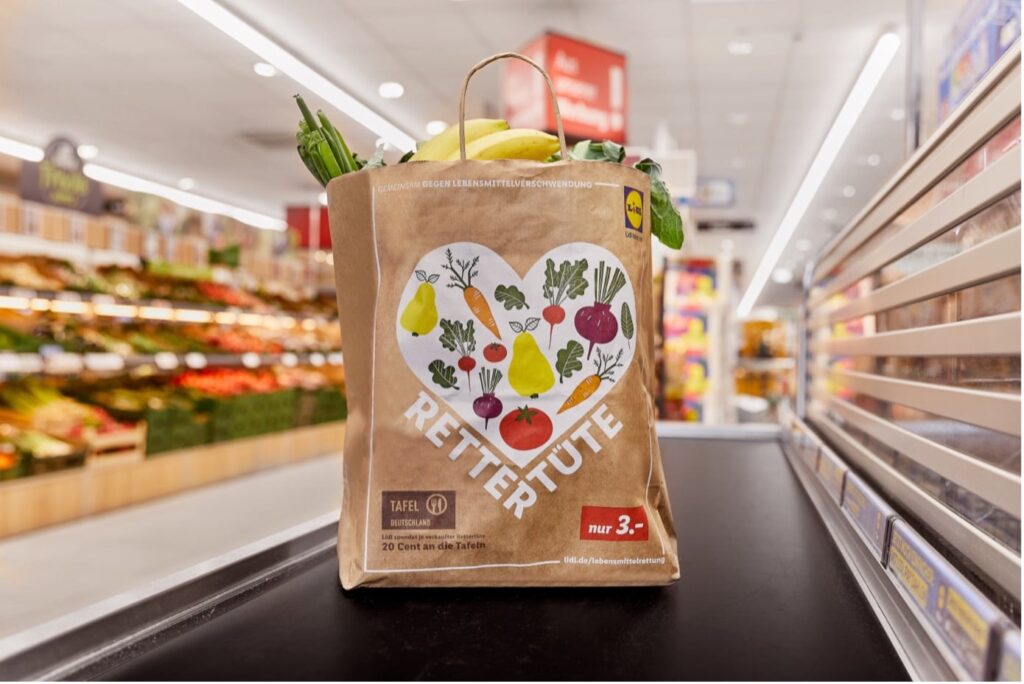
542,259 -> 559,302
562,259 -> 589,300
438,318 -> 475,356
524,317 -> 539,331
634,158 -> 684,250
428,359 -> 459,390
494,284 -> 528,310
555,340 -> 584,383
621,302 -> 634,343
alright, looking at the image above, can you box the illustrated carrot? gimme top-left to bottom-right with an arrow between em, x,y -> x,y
442,249 -> 501,340
558,349 -> 624,414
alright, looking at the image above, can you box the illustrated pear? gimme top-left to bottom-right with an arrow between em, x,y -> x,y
400,271 -> 439,336
508,318 -> 554,398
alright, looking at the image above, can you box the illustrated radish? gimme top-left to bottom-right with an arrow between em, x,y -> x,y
541,258 -> 588,348
473,368 -> 503,429
439,319 -> 476,390
575,261 -> 627,358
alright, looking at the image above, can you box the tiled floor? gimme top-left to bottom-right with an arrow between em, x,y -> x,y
0,454 -> 341,640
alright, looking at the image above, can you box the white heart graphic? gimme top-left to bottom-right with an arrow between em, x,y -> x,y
396,241 -> 636,469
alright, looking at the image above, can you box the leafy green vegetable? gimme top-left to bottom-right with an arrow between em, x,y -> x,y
438,319 -> 476,357
634,158 -> 683,250
621,303 -> 634,348
398,149 -> 416,164
542,258 -> 588,306
428,359 -> 459,390
494,284 -> 528,310
569,139 -> 625,163
555,340 -> 584,383
364,145 -> 387,169
294,94 -> 360,187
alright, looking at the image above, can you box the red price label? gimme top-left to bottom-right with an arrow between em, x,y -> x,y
579,506 -> 648,541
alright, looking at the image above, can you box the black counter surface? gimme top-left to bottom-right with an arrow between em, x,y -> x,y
104,438 -> 906,681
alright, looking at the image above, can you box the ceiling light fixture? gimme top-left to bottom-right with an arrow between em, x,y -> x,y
426,120 -> 448,136
177,177 -> 196,190
866,153 -> 881,166
77,144 -> 99,160
176,0 -> 415,151
378,81 -> 404,99
83,163 -> 285,230
727,40 -> 753,55
0,135 -> 43,162
253,62 -> 277,77
737,31 -> 901,317
890,107 -> 906,121
842,184 -> 856,197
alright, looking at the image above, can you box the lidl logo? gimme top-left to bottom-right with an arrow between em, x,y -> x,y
624,187 -> 643,231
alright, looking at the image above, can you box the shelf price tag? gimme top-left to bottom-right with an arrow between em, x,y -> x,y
154,352 -> 179,370
45,352 -> 84,375
184,352 -> 207,369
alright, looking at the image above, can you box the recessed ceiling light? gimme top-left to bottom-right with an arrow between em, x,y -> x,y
76,144 -> 99,160
426,120 -> 448,136
727,40 -> 753,55
821,208 -> 838,221
318,191 -> 328,206
177,0 -> 415,151
795,238 -> 812,251
890,107 -> 905,121
771,267 -> 794,284
866,153 -> 881,166
842,185 -> 856,198
253,62 -> 276,77
727,112 -> 749,126
378,81 -> 404,99
177,177 -> 196,191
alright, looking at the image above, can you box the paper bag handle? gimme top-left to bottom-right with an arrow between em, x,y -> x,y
458,52 -> 569,161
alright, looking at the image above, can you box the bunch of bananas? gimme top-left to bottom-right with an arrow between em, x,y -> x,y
410,120 -> 559,162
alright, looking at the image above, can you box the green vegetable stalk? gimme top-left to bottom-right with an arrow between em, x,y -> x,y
294,94 -> 365,187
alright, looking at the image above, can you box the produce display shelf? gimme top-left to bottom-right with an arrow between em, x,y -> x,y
0,420 -> 346,540
0,286 -> 338,329
735,357 -> 795,371
0,350 -> 344,376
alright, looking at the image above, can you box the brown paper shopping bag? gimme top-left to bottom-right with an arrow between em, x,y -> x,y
328,53 -> 678,588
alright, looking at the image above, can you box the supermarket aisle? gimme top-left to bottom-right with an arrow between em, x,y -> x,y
0,454 -> 341,641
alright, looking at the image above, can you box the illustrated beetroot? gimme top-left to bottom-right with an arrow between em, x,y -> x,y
575,261 -> 626,358
473,368 -> 503,429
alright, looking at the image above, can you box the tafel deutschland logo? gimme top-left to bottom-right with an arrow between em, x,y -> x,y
624,186 -> 643,232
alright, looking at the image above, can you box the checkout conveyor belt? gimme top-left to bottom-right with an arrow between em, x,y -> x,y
84,436 -> 906,681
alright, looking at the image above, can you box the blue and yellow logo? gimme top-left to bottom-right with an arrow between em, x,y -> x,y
624,186 -> 643,231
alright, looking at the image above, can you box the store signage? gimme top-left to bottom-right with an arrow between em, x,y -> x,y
19,137 -> 103,215
504,32 -> 627,143
696,219 -> 755,232
693,177 -> 735,208
286,205 -> 331,250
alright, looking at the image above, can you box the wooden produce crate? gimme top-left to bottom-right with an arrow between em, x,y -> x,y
86,424 -> 147,466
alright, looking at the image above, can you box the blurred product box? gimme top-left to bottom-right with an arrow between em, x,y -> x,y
938,0 -> 1021,123
122,226 -> 144,256
887,520 -> 1004,679
19,202 -> 43,239
173,235 -> 209,267
0,194 -> 21,233
85,217 -> 108,248
40,207 -> 70,242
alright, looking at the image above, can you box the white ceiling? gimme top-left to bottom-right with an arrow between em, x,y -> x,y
0,0 -> 965,307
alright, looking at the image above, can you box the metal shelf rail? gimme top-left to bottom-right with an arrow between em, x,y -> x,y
795,40 -> 1022,681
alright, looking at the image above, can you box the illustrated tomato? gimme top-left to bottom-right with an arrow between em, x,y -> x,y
499,406 -> 553,451
483,342 -> 507,363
